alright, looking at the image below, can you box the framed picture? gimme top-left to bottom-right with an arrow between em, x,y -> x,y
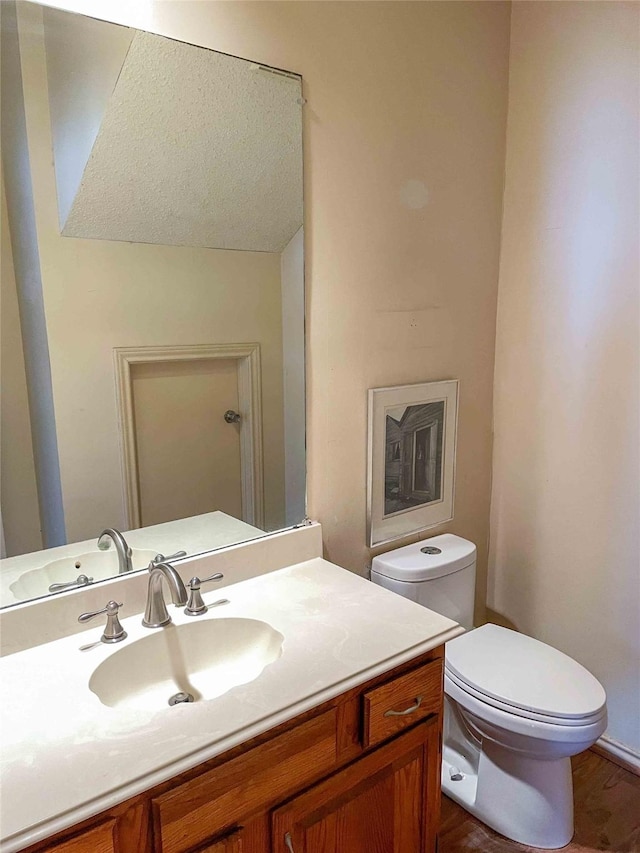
367,380 -> 459,547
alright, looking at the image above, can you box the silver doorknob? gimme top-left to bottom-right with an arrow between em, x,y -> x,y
224,410 -> 241,424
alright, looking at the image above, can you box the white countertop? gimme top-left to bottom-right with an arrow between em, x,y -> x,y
0,557 -> 462,852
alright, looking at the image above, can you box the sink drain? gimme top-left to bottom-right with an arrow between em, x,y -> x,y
168,691 -> 195,706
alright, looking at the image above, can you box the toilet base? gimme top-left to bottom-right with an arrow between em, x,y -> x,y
442,741 -> 574,849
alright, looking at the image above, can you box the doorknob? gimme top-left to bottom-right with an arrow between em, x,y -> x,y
224,410 -> 241,423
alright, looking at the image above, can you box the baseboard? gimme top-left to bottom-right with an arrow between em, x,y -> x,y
591,735 -> 640,777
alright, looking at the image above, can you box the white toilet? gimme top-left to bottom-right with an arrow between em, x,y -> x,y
370,534 -> 607,849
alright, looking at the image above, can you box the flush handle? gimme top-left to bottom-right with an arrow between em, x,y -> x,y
383,696 -> 423,717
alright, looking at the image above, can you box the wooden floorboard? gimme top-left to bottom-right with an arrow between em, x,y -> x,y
439,750 -> 640,852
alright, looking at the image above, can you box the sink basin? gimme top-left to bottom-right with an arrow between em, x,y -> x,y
9,548 -> 158,601
89,618 -> 284,711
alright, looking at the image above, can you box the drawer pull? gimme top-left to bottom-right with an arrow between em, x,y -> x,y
284,831 -> 296,852
383,696 -> 423,717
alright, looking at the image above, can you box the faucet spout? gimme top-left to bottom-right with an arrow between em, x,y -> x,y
142,562 -> 188,628
97,528 -> 133,574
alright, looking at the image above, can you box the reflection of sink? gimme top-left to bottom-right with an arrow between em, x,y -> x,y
89,618 -> 284,711
9,549 -> 158,601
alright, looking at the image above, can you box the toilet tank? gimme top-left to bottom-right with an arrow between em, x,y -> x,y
370,534 -> 477,630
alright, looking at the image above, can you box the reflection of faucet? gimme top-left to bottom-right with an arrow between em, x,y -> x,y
97,528 -> 133,574
49,573 -> 93,592
142,562 -> 187,628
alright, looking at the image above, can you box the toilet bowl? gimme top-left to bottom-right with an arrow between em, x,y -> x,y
371,534 -> 607,849
442,623 -> 606,847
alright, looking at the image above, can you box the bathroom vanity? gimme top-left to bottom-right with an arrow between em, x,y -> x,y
0,554 -> 462,853
23,649 -> 443,853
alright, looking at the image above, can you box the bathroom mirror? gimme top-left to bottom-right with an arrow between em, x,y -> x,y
0,1 -> 306,608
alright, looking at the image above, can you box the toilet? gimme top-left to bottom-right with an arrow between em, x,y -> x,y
370,534 -> 607,849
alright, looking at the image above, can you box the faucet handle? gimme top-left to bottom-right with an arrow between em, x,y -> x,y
49,573 -> 94,592
184,573 -> 224,616
78,600 -> 127,643
153,551 -> 187,563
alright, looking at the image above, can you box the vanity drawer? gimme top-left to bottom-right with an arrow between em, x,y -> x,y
152,708 -> 338,853
362,657 -> 443,748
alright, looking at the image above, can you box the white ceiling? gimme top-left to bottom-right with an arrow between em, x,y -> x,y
61,31 -> 303,253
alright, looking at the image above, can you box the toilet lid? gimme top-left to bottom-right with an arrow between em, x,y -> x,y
445,624 -> 606,720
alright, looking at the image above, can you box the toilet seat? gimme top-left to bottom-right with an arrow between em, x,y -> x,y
445,668 -> 607,727
445,670 -> 607,749
445,624 -> 606,722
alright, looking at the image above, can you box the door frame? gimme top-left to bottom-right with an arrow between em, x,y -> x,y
114,343 -> 264,530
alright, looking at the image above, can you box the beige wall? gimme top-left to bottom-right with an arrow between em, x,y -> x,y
490,2 -> 640,755
34,0 -> 512,621
26,0 -> 640,758
16,3 -> 286,543
1,177 -> 42,556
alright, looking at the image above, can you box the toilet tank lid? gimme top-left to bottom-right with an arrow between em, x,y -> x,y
371,534 -> 476,582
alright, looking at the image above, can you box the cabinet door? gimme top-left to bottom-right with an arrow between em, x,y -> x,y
198,827 -> 244,852
272,721 -> 438,853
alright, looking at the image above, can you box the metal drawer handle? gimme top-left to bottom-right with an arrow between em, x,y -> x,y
383,695 -> 423,717
284,831 -> 295,852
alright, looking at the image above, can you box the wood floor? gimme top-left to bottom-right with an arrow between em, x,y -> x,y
439,750 -> 640,852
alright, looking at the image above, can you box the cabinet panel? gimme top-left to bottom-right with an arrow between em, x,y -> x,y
43,819 -> 116,853
202,843 -> 242,853
153,709 -> 337,853
197,826 -> 243,852
272,720 -> 437,853
362,658 -> 442,748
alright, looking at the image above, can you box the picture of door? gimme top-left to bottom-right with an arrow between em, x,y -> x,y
383,400 -> 444,516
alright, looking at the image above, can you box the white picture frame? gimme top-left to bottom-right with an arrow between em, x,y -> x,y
367,380 -> 459,548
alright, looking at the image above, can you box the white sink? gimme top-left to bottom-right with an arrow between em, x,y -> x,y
9,549 -> 158,601
89,618 -> 284,711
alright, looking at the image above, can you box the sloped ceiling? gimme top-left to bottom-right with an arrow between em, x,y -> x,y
60,31 -> 303,253
43,6 -> 134,228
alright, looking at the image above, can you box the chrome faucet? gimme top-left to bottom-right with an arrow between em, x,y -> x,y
97,528 -> 133,574
142,561 -> 187,628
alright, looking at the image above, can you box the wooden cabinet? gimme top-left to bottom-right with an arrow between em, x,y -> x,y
201,842 -> 243,853
272,720 -> 439,853
151,710 -> 338,853
197,826 -> 245,852
362,658 -> 443,748
40,821 -> 116,853
26,647 -> 444,853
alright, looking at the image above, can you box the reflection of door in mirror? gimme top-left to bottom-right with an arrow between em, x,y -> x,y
0,1 -> 305,607
132,358 -> 243,528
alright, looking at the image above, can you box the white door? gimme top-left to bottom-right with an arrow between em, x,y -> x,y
131,358 -> 243,526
